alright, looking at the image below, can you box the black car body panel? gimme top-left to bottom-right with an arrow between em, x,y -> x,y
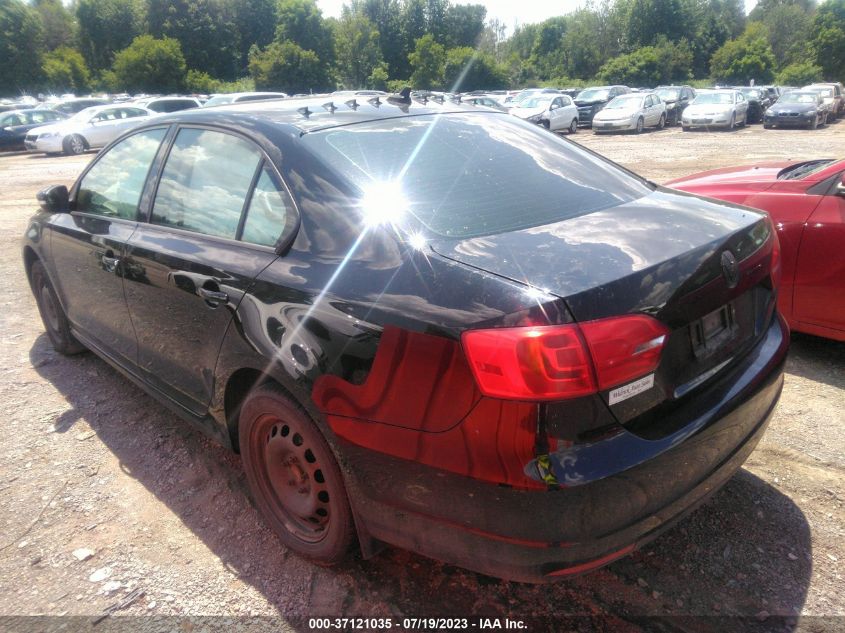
0,109 -> 67,150
22,99 -> 788,582
574,86 -> 630,126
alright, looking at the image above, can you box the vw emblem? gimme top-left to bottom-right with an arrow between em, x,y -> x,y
721,251 -> 739,288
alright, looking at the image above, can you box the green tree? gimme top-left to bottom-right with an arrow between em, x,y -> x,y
356,0 -> 406,79
249,40 -> 330,93
709,23 -> 777,83
776,61 -> 823,84
442,46 -> 507,91
626,0 -> 693,49
112,35 -> 187,93
185,69 -> 220,93
598,38 -> 692,84
275,0 -> 334,62
529,17 -> 567,80
754,2 -> 813,67
335,11 -> 383,88
408,33 -> 446,88
233,0 -> 277,72
0,0 -> 45,96
367,62 -> 389,89
34,0 -> 76,51
811,0 -> 845,80
147,0 -> 239,80
76,0 -> 144,71
444,3 -> 486,47
43,47 -> 91,92
561,9 -> 604,79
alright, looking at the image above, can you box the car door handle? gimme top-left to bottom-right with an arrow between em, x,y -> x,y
102,254 -> 120,273
198,286 -> 228,306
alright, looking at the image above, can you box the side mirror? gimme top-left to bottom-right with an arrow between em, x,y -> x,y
37,185 -> 69,214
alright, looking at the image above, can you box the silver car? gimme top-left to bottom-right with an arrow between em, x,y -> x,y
681,90 -> 749,130
592,92 -> 667,133
25,104 -> 153,155
509,95 -> 579,133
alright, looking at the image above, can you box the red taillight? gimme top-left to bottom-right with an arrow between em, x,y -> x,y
462,315 -> 669,401
768,216 -> 782,291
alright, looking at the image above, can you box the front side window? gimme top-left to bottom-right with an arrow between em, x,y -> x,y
75,128 -> 166,219
151,128 -> 262,239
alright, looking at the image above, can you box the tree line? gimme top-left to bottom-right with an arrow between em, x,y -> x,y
1,0 -> 843,98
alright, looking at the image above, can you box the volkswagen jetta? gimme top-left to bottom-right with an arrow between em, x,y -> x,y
23,96 -> 788,582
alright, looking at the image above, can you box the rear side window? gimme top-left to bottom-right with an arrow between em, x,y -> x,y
151,128 -> 262,239
76,128 -> 166,219
241,167 -> 292,247
302,113 -> 651,238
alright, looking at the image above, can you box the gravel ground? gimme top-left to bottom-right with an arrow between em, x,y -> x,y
0,121 -> 843,632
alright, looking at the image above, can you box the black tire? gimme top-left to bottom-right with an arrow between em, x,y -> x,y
30,260 -> 86,355
635,117 -> 644,134
763,123 -> 772,129
810,115 -> 818,130
657,113 -> 666,130
681,125 -> 689,131
63,134 -> 86,156
541,120 -> 550,130
728,113 -> 736,130
568,118 -> 578,134
239,384 -> 355,564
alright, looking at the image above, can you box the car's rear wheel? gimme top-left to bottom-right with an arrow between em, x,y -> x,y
63,134 -> 86,156
30,260 -> 86,355
239,384 -> 354,563
657,113 -> 666,129
568,118 -> 578,134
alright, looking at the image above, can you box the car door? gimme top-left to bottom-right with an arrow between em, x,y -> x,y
792,174 -> 845,336
84,109 -> 120,146
548,97 -> 564,130
46,127 -> 169,365
645,95 -> 658,125
123,127 -> 288,415
103,107 -> 149,145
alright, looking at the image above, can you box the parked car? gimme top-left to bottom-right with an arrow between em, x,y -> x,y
25,104 -> 153,155
464,95 -> 508,111
654,85 -> 696,125
46,98 -> 109,116
573,85 -> 630,127
682,90 -> 748,130
763,91 -> 830,129
802,83 -> 844,119
0,109 -> 66,151
133,96 -> 202,113
736,88 -> 771,123
592,92 -> 667,134
0,102 -> 35,113
509,94 -> 579,133
203,92 -> 288,107
670,158 -> 845,341
23,98 -> 787,582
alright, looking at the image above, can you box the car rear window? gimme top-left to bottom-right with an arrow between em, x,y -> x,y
301,113 -> 651,238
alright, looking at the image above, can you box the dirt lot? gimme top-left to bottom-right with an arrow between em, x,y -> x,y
0,121 -> 843,632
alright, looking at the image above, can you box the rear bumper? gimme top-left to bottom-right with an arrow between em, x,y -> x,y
343,314 -> 788,583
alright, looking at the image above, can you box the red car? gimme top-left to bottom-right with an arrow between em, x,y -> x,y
669,159 -> 845,341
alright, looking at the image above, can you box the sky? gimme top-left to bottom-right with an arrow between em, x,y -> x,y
316,0 -> 759,33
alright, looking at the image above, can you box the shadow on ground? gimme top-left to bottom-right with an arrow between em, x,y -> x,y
30,333 -> 812,632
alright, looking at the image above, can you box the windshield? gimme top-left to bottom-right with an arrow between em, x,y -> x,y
518,97 -> 552,109
740,89 -> 761,99
779,93 -> 818,104
300,113 -> 652,239
605,95 -> 643,109
809,88 -> 833,97
69,107 -> 99,121
656,88 -> 680,101
204,95 -> 235,107
777,159 -> 835,180
693,93 -> 734,105
577,89 -> 610,101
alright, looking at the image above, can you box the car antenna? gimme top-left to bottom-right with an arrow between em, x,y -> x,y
431,94 -> 445,104
345,99 -> 359,110
367,96 -> 381,107
322,101 -> 336,113
388,87 -> 413,106
297,106 -> 311,118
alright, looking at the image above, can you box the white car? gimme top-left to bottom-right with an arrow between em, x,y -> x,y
203,92 -> 289,107
132,96 -> 202,113
592,92 -> 667,133
682,90 -> 748,130
509,95 -> 579,134
25,104 -> 154,155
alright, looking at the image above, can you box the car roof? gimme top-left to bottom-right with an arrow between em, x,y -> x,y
136,95 -> 490,134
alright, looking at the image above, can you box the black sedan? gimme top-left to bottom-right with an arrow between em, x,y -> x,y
0,109 -> 67,150
23,98 -> 788,583
738,87 -> 771,123
764,91 -> 830,129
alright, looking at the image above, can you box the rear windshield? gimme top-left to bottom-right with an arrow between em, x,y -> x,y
694,93 -> 734,104
301,113 -> 652,238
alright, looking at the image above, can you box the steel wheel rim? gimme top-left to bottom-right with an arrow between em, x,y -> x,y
256,414 -> 331,543
39,284 -> 60,333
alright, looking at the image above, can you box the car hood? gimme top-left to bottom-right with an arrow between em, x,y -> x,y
769,103 -> 817,113
28,122 -> 64,136
594,107 -> 639,119
428,187 -> 764,313
665,161 -> 792,189
510,106 -> 546,118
